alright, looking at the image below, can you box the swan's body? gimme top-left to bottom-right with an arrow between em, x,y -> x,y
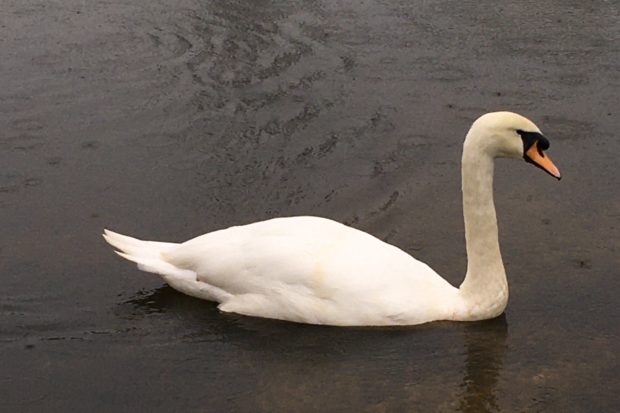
105,217 -> 463,325
104,112 -> 560,326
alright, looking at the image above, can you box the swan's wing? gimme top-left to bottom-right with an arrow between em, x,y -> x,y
164,216 -> 365,292
163,216 -> 456,325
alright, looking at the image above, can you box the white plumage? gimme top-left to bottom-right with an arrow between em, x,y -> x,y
104,111 -> 560,326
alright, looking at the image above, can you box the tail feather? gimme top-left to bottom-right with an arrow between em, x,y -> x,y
103,229 -> 177,257
103,229 -> 194,279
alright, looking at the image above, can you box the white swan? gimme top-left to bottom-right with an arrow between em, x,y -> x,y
103,111 -> 560,326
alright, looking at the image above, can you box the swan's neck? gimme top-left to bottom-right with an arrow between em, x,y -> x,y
456,143 -> 508,320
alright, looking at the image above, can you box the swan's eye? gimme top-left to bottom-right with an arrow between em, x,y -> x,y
538,136 -> 550,151
516,130 -> 548,154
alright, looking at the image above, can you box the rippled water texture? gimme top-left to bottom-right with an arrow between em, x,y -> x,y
1,0 -> 619,411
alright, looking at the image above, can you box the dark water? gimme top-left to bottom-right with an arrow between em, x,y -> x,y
2,0 -> 619,411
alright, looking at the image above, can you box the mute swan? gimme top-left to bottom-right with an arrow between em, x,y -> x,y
103,111 -> 560,326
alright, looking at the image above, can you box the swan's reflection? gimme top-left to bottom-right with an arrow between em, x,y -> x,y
457,316 -> 508,413
122,287 -> 507,411
122,286 -> 186,314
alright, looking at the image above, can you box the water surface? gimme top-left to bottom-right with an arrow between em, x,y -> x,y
1,0 -> 619,411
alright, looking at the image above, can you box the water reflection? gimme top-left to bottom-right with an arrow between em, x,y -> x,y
457,316 -> 507,413
122,286 -> 184,315
122,287 -> 507,411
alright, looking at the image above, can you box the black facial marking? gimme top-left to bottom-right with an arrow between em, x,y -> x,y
516,130 -> 549,158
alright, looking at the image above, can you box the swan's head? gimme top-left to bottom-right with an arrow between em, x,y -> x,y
466,111 -> 561,179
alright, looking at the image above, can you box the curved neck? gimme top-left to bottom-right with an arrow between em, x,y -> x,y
457,141 -> 508,320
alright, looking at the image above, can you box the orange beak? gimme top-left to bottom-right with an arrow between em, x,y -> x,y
526,142 -> 561,180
